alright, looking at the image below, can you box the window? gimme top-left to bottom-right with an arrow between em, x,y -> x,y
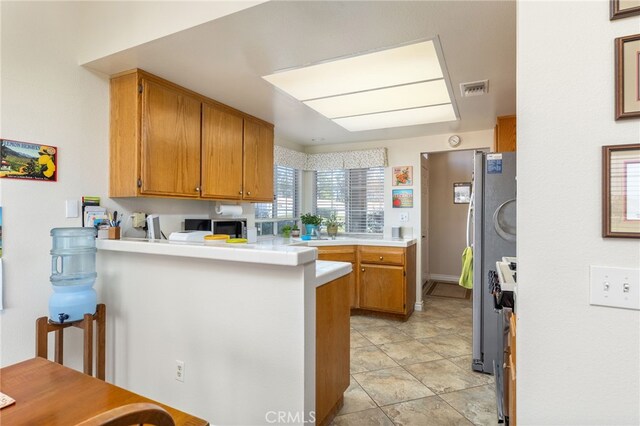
314,167 -> 384,234
255,165 -> 301,236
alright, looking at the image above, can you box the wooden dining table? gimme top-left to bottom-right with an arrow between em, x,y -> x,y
0,357 -> 209,425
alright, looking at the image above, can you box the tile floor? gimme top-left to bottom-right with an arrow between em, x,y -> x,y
331,292 -> 498,426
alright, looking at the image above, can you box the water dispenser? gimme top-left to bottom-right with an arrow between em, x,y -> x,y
49,227 -> 98,323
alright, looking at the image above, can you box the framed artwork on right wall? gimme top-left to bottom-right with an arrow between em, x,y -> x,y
603,143 -> 640,238
610,0 -> 640,20
615,34 -> 640,120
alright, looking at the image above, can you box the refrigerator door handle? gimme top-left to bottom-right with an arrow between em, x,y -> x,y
466,189 -> 474,247
493,198 -> 517,242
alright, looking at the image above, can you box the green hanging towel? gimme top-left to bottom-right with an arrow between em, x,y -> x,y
459,246 -> 473,289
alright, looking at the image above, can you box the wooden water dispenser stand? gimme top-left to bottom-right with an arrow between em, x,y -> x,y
35,304 -> 106,380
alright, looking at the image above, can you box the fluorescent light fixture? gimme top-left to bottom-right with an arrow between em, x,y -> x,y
303,80 -> 451,119
262,38 -> 459,132
264,41 -> 443,101
333,104 -> 457,132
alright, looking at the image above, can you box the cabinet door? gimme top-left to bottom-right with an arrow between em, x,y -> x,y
316,274 -> 350,426
317,246 -> 357,308
495,115 -> 516,152
140,79 -> 201,197
243,119 -> 274,202
201,104 -> 244,199
359,264 -> 405,314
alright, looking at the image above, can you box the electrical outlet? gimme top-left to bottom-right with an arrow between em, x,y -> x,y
399,212 -> 409,222
175,360 -> 185,382
133,212 -> 146,228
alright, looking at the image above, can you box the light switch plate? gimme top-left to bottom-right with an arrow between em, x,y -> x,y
590,266 -> 640,310
399,212 -> 409,222
65,199 -> 79,218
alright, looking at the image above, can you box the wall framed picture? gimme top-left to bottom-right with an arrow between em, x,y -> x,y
392,166 -> 413,186
453,182 -> 472,204
615,34 -> 640,120
610,0 -> 640,20
392,189 -> 413,208
0,139 -> 57,181
602,143 -> 640,238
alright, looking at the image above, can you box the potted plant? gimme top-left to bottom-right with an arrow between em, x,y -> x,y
300,213 -> 323,236
291,224 -> 301,238
281,224 -> 292,238
323,213 -> 343,239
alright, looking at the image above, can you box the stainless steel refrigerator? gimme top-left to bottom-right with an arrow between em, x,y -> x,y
470,151 -> 516,377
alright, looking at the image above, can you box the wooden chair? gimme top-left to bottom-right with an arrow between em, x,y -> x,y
35,303 -> 106,380
74,403 -> 175,426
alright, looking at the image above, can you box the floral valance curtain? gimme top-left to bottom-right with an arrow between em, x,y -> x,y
274,145 -> 387,171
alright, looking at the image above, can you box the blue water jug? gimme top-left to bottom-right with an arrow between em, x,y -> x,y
49,228 -> 97,323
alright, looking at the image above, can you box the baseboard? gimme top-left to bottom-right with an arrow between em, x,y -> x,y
414,301 -> 424,311
429,274 -> 459,283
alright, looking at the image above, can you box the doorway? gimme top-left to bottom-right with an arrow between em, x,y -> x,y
420,149 -> 477,299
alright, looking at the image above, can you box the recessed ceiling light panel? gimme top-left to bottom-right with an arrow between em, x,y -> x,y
263,40 -> 443,101
262,38 -> 459,132
333,104 -> 457,132
303,80 -> 451,119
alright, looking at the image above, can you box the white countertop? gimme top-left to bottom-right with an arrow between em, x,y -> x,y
262,236 -> 417,248
96,238 -> 317,266
315,260 -> 352,286
96,235 -> 415,267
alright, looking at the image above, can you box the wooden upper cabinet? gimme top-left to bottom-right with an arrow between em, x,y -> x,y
109,69 -> 274,201
201,103 -> 244,199
141,79 -> 201,197
243,118 -> 274,202
494,115 -> 516,152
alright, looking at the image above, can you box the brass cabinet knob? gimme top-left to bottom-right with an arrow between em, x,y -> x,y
379,256 -> 384,260
239,190 -> 243,195
247,191 -> 251,196
195,187 -> 201,192
361,268 -> 365,272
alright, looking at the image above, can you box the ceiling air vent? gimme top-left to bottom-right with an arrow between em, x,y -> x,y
460,80 -> 489,97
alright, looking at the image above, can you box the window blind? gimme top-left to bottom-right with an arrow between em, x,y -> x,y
255,165 -> 300,220
315,167 -> 384,234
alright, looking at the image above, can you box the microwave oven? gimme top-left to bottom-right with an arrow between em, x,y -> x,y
184,219 -> 247,239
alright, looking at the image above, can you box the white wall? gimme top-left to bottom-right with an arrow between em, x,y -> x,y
306,131 -> 492,307
0,1 -> 264,369
96,250 -> 312,424
77,1 -> 265,64
518,1 -> 640,424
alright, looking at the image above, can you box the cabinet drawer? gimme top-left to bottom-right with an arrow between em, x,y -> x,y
317,246 -> 356,263
359,246 -> 404,266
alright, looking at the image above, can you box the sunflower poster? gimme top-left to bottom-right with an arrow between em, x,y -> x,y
0,139 -> 57,181
392,166 -> 412,186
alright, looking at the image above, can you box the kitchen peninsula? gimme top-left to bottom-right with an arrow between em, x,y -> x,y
95,239 -> 351,426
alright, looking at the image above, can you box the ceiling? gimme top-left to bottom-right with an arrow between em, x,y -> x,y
85,1 -> 516,146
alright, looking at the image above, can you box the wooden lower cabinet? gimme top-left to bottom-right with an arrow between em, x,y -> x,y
316,246 -> 357,308
316,274 -> 350,426
506,311 -> 517,425
317,244 -> 416,320
359,264 -> 404,313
